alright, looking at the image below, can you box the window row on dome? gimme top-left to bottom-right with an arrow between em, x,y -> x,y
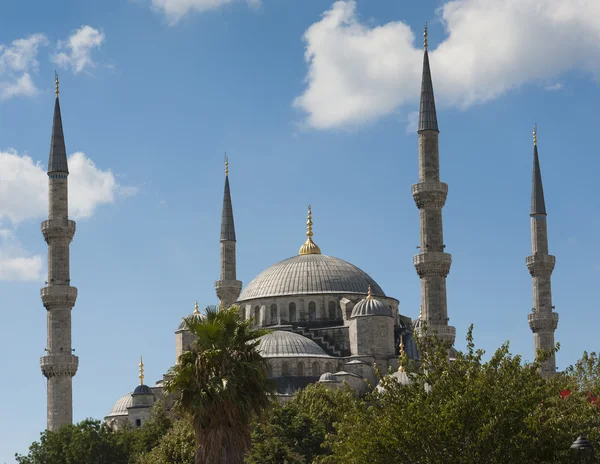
247,300 -> 343,326
266,359 -> 344,377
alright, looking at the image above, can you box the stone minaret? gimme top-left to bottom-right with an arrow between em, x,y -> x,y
527,126 -> 558,376
40,74 -> 79,431
215,157 -> 242,309
412,25 -> 455,345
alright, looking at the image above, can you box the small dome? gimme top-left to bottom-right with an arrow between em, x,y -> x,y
350,289 -> 390,318
177,304 -> 205,331
133,384 -> 153,395
257,331 -> 329,357
319,372 -> 339,382
390,370 -> 411,386
107,393 -> 133,417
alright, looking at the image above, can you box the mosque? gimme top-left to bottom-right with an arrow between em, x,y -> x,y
37,27 -> 559,431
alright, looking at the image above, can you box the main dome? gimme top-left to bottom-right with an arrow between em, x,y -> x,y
238,254 -> 385,301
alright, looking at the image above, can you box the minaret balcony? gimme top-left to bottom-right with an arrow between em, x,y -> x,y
41,286 -> 78,310
41,219 -> 76,243
526,254 -> 556,277
40,354 -> 79,378
413,252 -> 452,277
412,181 -> 448,208
528,312 -> 559,332
414,324 -> 456,343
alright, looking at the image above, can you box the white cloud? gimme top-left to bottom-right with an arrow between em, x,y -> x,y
0,228 -> 43,281
0,150 -> 137,281
52,26 -> 105,74
0,150 -> 136,224
151,0 -> 260,25
544,82 -> 563,91
0,33 -> 48,100
295,0 -> 600,130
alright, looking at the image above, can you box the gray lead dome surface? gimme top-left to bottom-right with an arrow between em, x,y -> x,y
258,331 -> 329,357
239,254 -> 385,301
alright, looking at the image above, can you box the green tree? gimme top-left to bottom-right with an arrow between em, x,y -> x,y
246,383 -> 359,464
319,327 -> 600,464
15,419 -> 133,464
165,305 -> 273,464
137,416 -> 196,464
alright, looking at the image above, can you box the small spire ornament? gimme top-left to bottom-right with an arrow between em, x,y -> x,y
424,22 -> 428,50
138,356 -> 145,385
398,337 -> 406,372
298,205 -> 321,255
193,301 -> 200,315
54,72 -> 59,97
225,154 -> 229,176
533,124 -> 537,146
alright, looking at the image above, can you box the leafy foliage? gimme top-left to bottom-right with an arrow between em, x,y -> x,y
137,416 -> 196,464
321,326 -> 600,464
165,305 -> 274,464
246,383 -> 359,463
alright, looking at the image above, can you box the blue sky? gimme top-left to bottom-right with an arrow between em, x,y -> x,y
1,0 -> 600,461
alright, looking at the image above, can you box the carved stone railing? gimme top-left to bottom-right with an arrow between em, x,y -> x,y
411,181 -> 448,208
40,354 -> 79,377
41,286 -> 78,310
413,252 -> 452,277
526,254 -> 556,277
528,312 -> 559,332
41,219 -> 76,243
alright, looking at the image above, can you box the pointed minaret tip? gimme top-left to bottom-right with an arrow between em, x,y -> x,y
418,22 -> 438,132
220,158 -> 236,242
48,73 -> 69,174
531,124 -> 547,216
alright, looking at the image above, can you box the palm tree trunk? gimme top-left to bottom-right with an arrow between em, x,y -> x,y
195,426 -> 251,464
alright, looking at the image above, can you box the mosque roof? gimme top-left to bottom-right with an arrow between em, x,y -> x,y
106,393 -> 133,417
238,254 -> 385,301
257,330 -> 329,357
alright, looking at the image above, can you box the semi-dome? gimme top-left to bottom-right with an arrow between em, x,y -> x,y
258,330 -> 329,357
239,254 -> 385,301
319,372 -> 339,382
350,287 -> 390,318
107,392 -> 133,417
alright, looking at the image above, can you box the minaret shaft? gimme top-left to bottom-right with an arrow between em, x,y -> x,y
40,88 -> 78,431
215,163 -> 242,309
413,38 -> 455,345
527,132 -> 558,377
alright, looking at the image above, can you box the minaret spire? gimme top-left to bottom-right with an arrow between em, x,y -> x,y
40,76 -> 79,431
418,23 -> 438,132
526,126 -> 558,376
215,156 -> 242,309
412,24 -> 455,345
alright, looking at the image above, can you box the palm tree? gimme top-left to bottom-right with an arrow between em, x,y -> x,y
165,305 -> 273,464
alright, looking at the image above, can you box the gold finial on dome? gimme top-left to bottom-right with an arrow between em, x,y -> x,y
398,337 -> 406,372
139,355 -> 144,385
367,285 -> 373,299
424,22 -> 428,50
54,71 -> 59,97
193,301 -> 200,314
225,154 -> 229,176
533,124 -> 537,146
298,205 -> 321,255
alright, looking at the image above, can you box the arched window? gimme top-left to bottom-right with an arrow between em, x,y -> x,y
254,306 -> 260,326
312,362 -> 320,376
328,301 -> 337,319
289,302 -> 296,322
308,301 -> 316,321
297,362 -> 304,376
270,304 -> 278,324
325,362 -> 333,373
281,363 -> 289,376
338,363 -> 344,372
